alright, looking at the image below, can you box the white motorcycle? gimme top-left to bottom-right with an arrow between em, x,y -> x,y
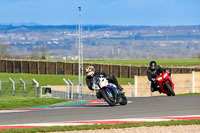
92,74 -> 127,106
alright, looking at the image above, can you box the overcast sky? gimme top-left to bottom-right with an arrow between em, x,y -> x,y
0,0 -> 199,26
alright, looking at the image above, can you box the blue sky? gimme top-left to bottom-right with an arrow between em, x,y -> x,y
0,0 -> 199,26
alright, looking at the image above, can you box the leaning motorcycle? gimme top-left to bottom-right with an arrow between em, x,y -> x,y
92,74 -> 127,106
155,68 -> 175,96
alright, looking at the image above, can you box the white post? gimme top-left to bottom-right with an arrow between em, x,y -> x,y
0,80 -> 1,97
192,71 -> 195,93
20,78 -> 26,97
32,79 -> 39,97
81,80 -> 84,97
185,81 -> 192,93
80,81 -> 84,99
134,75 -> 138,97
68,79 -> 74,99
9,78 -> 15,96
63,78 -> 70,99
128,82 -> 134,97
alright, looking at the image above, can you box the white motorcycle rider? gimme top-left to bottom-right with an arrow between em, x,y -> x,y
86,66 -> 127,106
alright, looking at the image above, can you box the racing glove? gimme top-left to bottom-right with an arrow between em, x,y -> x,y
152,78 -> 156,83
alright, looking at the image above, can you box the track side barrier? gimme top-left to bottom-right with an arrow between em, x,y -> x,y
9,78 -> 15,96
63,78 -> 70,99
32,79 -> 39,97
20,78 -> 26,97
68,79 -> 74,99
128,82 -> 134,97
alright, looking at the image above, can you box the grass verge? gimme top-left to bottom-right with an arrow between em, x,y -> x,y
0,96 -> 68,110
176,93 -> 200,96
0,73 -> 79,86
155,93 -> 200,97
0,119 -> 200,133
64,59 -> 200,66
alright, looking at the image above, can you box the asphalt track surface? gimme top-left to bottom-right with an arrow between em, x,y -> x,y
0,96 -> 200,125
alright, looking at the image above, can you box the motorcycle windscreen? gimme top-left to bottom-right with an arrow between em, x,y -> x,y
93,75 -> 100,84
156,68 -> 163,76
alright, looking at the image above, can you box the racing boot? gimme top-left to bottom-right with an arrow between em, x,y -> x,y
156,85 -> 162,93
151,86 -> 158,92
96,92 -> 101,99
118,85 -> 125,95
151,87 -> 155,92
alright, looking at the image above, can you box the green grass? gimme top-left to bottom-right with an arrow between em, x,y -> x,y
0,73 -> 79,86
176,93 -> 200,96
60,58 -> 200,66
5,58 -> 200,66
155,93 -> 200,97
1,119 -> 200,133
0,73 -> 133,86
0,96 -> 68,110
80,59 -> 200,66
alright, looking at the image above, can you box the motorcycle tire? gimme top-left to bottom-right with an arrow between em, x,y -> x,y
166,83 -> 175,96
119,95 -> 127,105
101,89 -> 116,106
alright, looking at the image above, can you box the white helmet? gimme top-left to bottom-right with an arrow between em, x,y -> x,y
86,66 -> 95,77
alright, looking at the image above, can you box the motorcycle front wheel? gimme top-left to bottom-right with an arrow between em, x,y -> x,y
165,83 -> 175,96
101,88 -> 116,106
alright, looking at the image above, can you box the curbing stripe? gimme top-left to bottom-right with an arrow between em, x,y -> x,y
1,115 -> 200,130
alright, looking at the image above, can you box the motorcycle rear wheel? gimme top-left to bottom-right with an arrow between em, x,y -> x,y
101,89 -> 116,106
166,83 -> 175,96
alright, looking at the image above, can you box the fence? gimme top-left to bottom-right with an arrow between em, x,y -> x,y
1,72 -> 199,99
0,76 -> 90,99
0,78 -> 36,97
0,59 -> 200,78
32,78 -> 97,100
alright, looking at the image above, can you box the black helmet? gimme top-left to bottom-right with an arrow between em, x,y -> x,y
149,61 -> 157,70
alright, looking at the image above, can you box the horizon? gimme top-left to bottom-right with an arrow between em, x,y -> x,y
1,23 -> 200,27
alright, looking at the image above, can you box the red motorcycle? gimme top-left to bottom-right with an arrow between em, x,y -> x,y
155,68 -> 175,96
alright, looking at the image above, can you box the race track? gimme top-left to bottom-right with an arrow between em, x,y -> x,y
0,96 -> 200,126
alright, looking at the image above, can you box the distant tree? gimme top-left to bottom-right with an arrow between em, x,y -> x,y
30,47 -> 40,59
196,52 -> 200,58
0,43 -> 11,58
40,46 -> 49,60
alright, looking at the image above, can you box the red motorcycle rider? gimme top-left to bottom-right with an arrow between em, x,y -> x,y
147,61 -> 171,93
